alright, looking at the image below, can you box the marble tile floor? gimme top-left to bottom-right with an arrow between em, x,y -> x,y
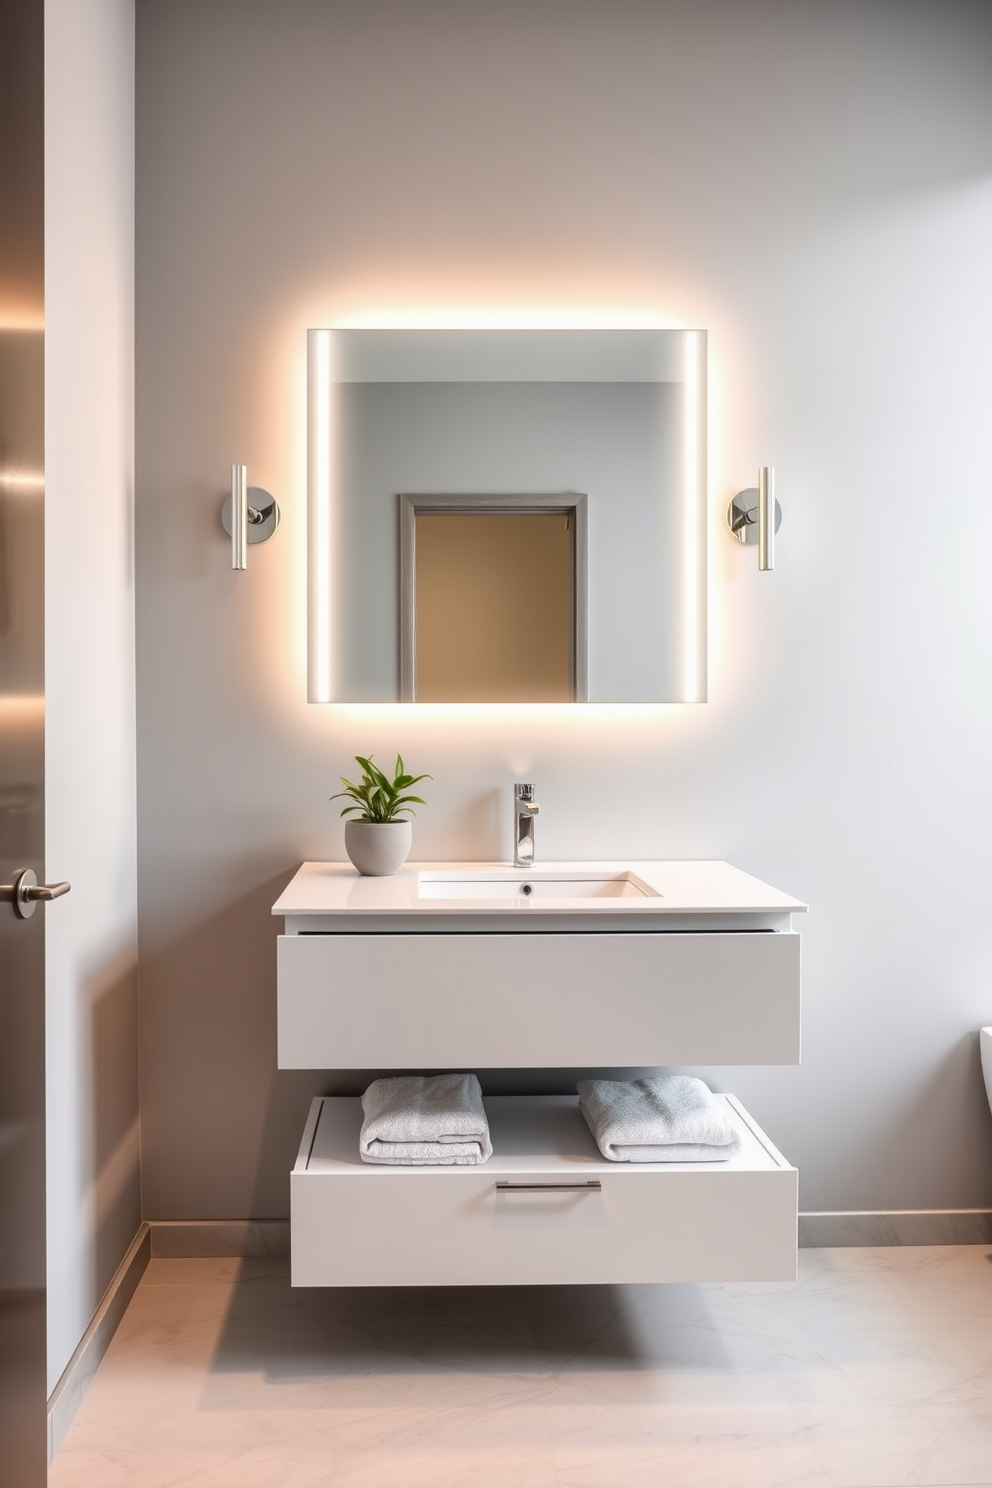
50,1246 -> 992,1488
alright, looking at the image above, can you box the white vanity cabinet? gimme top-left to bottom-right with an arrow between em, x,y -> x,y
272,860 -> 807,1288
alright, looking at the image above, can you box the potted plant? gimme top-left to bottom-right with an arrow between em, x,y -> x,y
331,753 -> 431,876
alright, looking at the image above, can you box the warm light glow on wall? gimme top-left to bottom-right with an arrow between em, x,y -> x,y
0,693 -> 45,715
682,331 -> 707,703
0,312 -> 44,333
332,309 -> 684,333
308,329 -> 333,702
0,472 -> 44,492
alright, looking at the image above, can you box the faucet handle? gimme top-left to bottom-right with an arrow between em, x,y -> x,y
515,782 -> 536,802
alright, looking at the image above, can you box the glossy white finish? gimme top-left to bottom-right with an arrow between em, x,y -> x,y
417,869 -> 657,901
277,928 -> 801,1068
273,859 -> 807,931
981,1027 -> 992,1116
273,858 -> 804,1287
291,1095 -> 797,1287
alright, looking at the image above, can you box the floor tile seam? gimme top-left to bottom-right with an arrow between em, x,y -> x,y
800,1416 -> 848,1488
61,1366 -> 160,1442
792,1394 -> 992,1431
316,1389 -> 553,1443
167,1292 -> 240,1355
94,1323 -> 222,1395
798,1410 -> 992,1488
77,1308 -> 193,1345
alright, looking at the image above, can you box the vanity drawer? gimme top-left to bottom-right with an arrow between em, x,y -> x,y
291,1094 -> 797,1287
277,930 -> 801,1068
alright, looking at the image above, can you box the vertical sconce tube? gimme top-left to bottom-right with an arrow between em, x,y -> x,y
758,465 -> 775,572
231,463 -> 247,571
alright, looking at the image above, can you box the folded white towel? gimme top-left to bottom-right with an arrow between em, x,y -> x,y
576,1075 -> 742,1163
359,1073 -> 493,1166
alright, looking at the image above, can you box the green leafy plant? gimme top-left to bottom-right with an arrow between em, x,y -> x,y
331,754 -> 431,824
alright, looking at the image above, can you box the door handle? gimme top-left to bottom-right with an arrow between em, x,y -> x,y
0,868 -> 72,920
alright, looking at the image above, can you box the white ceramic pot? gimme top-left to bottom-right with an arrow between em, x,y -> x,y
344,820 -> 413,877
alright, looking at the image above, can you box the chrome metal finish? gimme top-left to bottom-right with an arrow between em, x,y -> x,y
758,465 -> 775,571
221,467 -> 281,570
1,867 -> 72,920
496,1181 -> 602,1193
513,783 -> 539,868
232,463 -> 247,569
728,472 -> 782,567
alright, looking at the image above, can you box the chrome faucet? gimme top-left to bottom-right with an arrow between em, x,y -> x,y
513,783 -> 540,868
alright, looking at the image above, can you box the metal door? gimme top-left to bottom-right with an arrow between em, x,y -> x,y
0,2 -> 48,1481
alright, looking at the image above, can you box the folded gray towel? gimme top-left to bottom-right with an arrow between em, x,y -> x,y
576,1075 -> 742,1163
359,1073 -> 493,1166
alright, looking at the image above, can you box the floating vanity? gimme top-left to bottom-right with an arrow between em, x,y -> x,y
273,859 -> 806,1288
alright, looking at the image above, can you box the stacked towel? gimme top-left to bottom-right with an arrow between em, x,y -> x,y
359,1073 -> 493,1166
577,1075 -> 742,1163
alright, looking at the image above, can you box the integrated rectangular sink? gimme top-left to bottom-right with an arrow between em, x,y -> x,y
417,870 -> 659,902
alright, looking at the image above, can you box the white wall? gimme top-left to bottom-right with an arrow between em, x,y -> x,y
135,0 -> 992,1220
45,0 -> 138,1394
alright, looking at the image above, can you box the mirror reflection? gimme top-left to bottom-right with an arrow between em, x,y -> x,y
307,329 -> 706,704
400,495 -> 587,703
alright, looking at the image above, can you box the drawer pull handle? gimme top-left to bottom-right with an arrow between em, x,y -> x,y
496,1181 -> 602,1194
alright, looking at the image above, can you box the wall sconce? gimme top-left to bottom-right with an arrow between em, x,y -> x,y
220,464 -> 281,571
727,467 -> 782,571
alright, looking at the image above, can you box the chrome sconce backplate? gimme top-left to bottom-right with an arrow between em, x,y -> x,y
221,464 -> 281,570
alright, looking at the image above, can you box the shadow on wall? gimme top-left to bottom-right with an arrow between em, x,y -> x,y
891,1031 -> 992,1183
817,1029 -> 992,1212
139,872 -> 323,1221
137,861 -> 700,1224
88,950 -> 141,1297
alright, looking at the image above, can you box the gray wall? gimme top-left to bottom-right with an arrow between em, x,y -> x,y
46,0 -> 138,1392
135,0 -> 992,1219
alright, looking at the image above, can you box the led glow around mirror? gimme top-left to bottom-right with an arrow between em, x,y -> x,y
307,328 -> 707,704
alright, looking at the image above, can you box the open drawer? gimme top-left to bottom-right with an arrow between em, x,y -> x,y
277,930 -> 801,1068
291,1094 -> 797,1287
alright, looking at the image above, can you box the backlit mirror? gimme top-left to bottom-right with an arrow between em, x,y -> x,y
308,328 -> 706,703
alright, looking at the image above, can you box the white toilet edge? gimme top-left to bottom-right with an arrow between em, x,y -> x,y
981,1028 -> 992,1113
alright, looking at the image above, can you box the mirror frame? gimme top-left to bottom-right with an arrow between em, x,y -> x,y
398,491 -> 589,702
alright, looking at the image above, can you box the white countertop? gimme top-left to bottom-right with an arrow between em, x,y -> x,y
272,860 -> 807,927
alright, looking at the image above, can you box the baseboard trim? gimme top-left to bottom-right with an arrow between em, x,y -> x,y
149,1219 -> 291,1258
149,1211 -> 992,1258
799,1209 -> 992,1248
47,1222 -> 150,1463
